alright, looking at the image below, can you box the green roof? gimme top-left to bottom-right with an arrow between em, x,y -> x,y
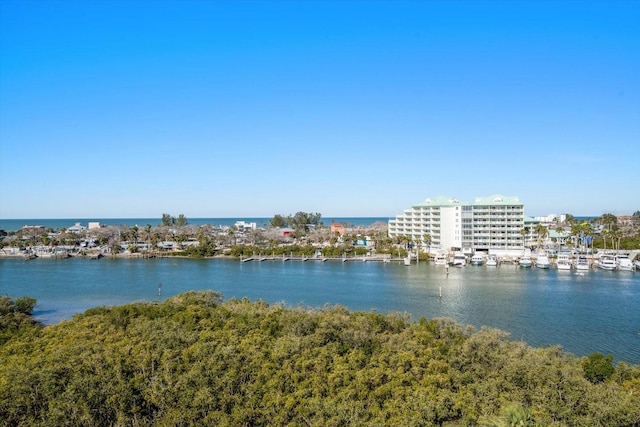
411,194 -> 523,208
413,196 -> 467,207
548,230 -> 570,238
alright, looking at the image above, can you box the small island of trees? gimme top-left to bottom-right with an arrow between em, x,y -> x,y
1,292 -> 639,426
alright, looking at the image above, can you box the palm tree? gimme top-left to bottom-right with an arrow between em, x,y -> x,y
570,223 -> 584,251
600,213 -> 617,231
610,229 -> 622,251
422,233 -> 431,253
578,222 -> 593,253
601,229 -> 609,251
534,224 -> 548,250
564,213 -> 576,225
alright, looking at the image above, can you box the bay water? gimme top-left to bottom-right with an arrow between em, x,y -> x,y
1,257 -> 639,364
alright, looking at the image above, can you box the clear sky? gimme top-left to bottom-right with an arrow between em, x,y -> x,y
1,0 -> 638,219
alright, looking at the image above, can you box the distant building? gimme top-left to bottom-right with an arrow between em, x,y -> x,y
617,215 -> 633,226
88,222 -> 102,230
548,229 -> 570,245
534,214 -> 565,224
280,227 -> 294,237
234,221 -> 257,231
388,194 -> 526,256
330,223 -> 346,235
67,222 -> 87,233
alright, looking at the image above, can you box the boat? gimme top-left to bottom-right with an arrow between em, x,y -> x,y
470,253 -> 484,266
518,255 -> 532,268
575,255 -> 590,271
556,253 -> 572,270
597,254 -> 617,271
535,253 -> 551,269
451,252 -> 466,267
403,256 -> 411,266
636,259 -> 640,271
434,252 -> 448,266
486,254 -> 498,267
616,255 -> 634,271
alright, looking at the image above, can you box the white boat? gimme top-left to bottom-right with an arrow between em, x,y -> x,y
576,255 -> 590,271
597,254 -> 617,271
535,253 -> 551,269
470,253 -> 484,266
486,254 -> 498,267
403,256 -> 411,266
518,256 -> 532,268
635,260 -> 640,271
451,252 -> 466,267
434,252 -> 448,266
616,255 -> 634,271
556,253 -> 572,270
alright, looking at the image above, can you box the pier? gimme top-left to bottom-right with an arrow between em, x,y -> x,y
240,254 -> 403,263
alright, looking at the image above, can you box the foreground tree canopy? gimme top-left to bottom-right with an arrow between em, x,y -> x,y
1,292 -> 639,426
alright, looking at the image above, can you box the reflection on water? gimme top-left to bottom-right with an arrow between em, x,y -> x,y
1,258 -> 639,363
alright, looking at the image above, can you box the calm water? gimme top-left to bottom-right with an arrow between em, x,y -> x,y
1,257 -> 639,364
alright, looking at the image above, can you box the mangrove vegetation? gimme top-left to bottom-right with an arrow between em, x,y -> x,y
1,292 -> 639,426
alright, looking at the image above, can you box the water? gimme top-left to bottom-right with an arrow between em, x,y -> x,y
0,217 -> 390,232
1,257 -> 638,364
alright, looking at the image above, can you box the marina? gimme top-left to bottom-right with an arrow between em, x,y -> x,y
1,256 -> 638,364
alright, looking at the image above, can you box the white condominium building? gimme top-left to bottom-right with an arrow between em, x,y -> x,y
388,194 -> 525,255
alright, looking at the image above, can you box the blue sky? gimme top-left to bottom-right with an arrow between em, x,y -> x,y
1,0 -> 638,219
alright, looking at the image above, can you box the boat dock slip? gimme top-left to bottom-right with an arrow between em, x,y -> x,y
240,255 -> 402,263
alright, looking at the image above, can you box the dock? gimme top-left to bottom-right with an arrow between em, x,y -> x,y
240,254 -> 403,263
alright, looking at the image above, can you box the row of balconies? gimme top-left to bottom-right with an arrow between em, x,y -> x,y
473,223 -> 523,226
471,226 -> 522,230
473,224 -> 522,228
474,206 -> 523,210
473,216 -> 523,219
468,238 -> 523,242
474,232 -> 524,237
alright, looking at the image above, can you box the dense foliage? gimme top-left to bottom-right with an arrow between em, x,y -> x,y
1,292 -> 639,426
0,296 -> 38,345
269,212 -> 323,231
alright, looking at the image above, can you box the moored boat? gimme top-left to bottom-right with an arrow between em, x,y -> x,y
470,253 -> 484,266
616,255 -> 634,271
486,254 -> 498,267
434,252 -> 448,266
451,252 -> 466,267
576,255 -> 590,271
535,253 -> 551,269
518,255 -> 532,268
597,254 -> 617,271
556,253 -> 572,270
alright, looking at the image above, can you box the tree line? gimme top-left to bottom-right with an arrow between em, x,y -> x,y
1,292 -> 639,426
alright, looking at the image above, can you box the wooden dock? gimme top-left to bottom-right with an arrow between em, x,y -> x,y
240,255 -> 403,263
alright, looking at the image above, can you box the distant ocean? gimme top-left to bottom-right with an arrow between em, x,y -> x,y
0,217 -> 390,232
